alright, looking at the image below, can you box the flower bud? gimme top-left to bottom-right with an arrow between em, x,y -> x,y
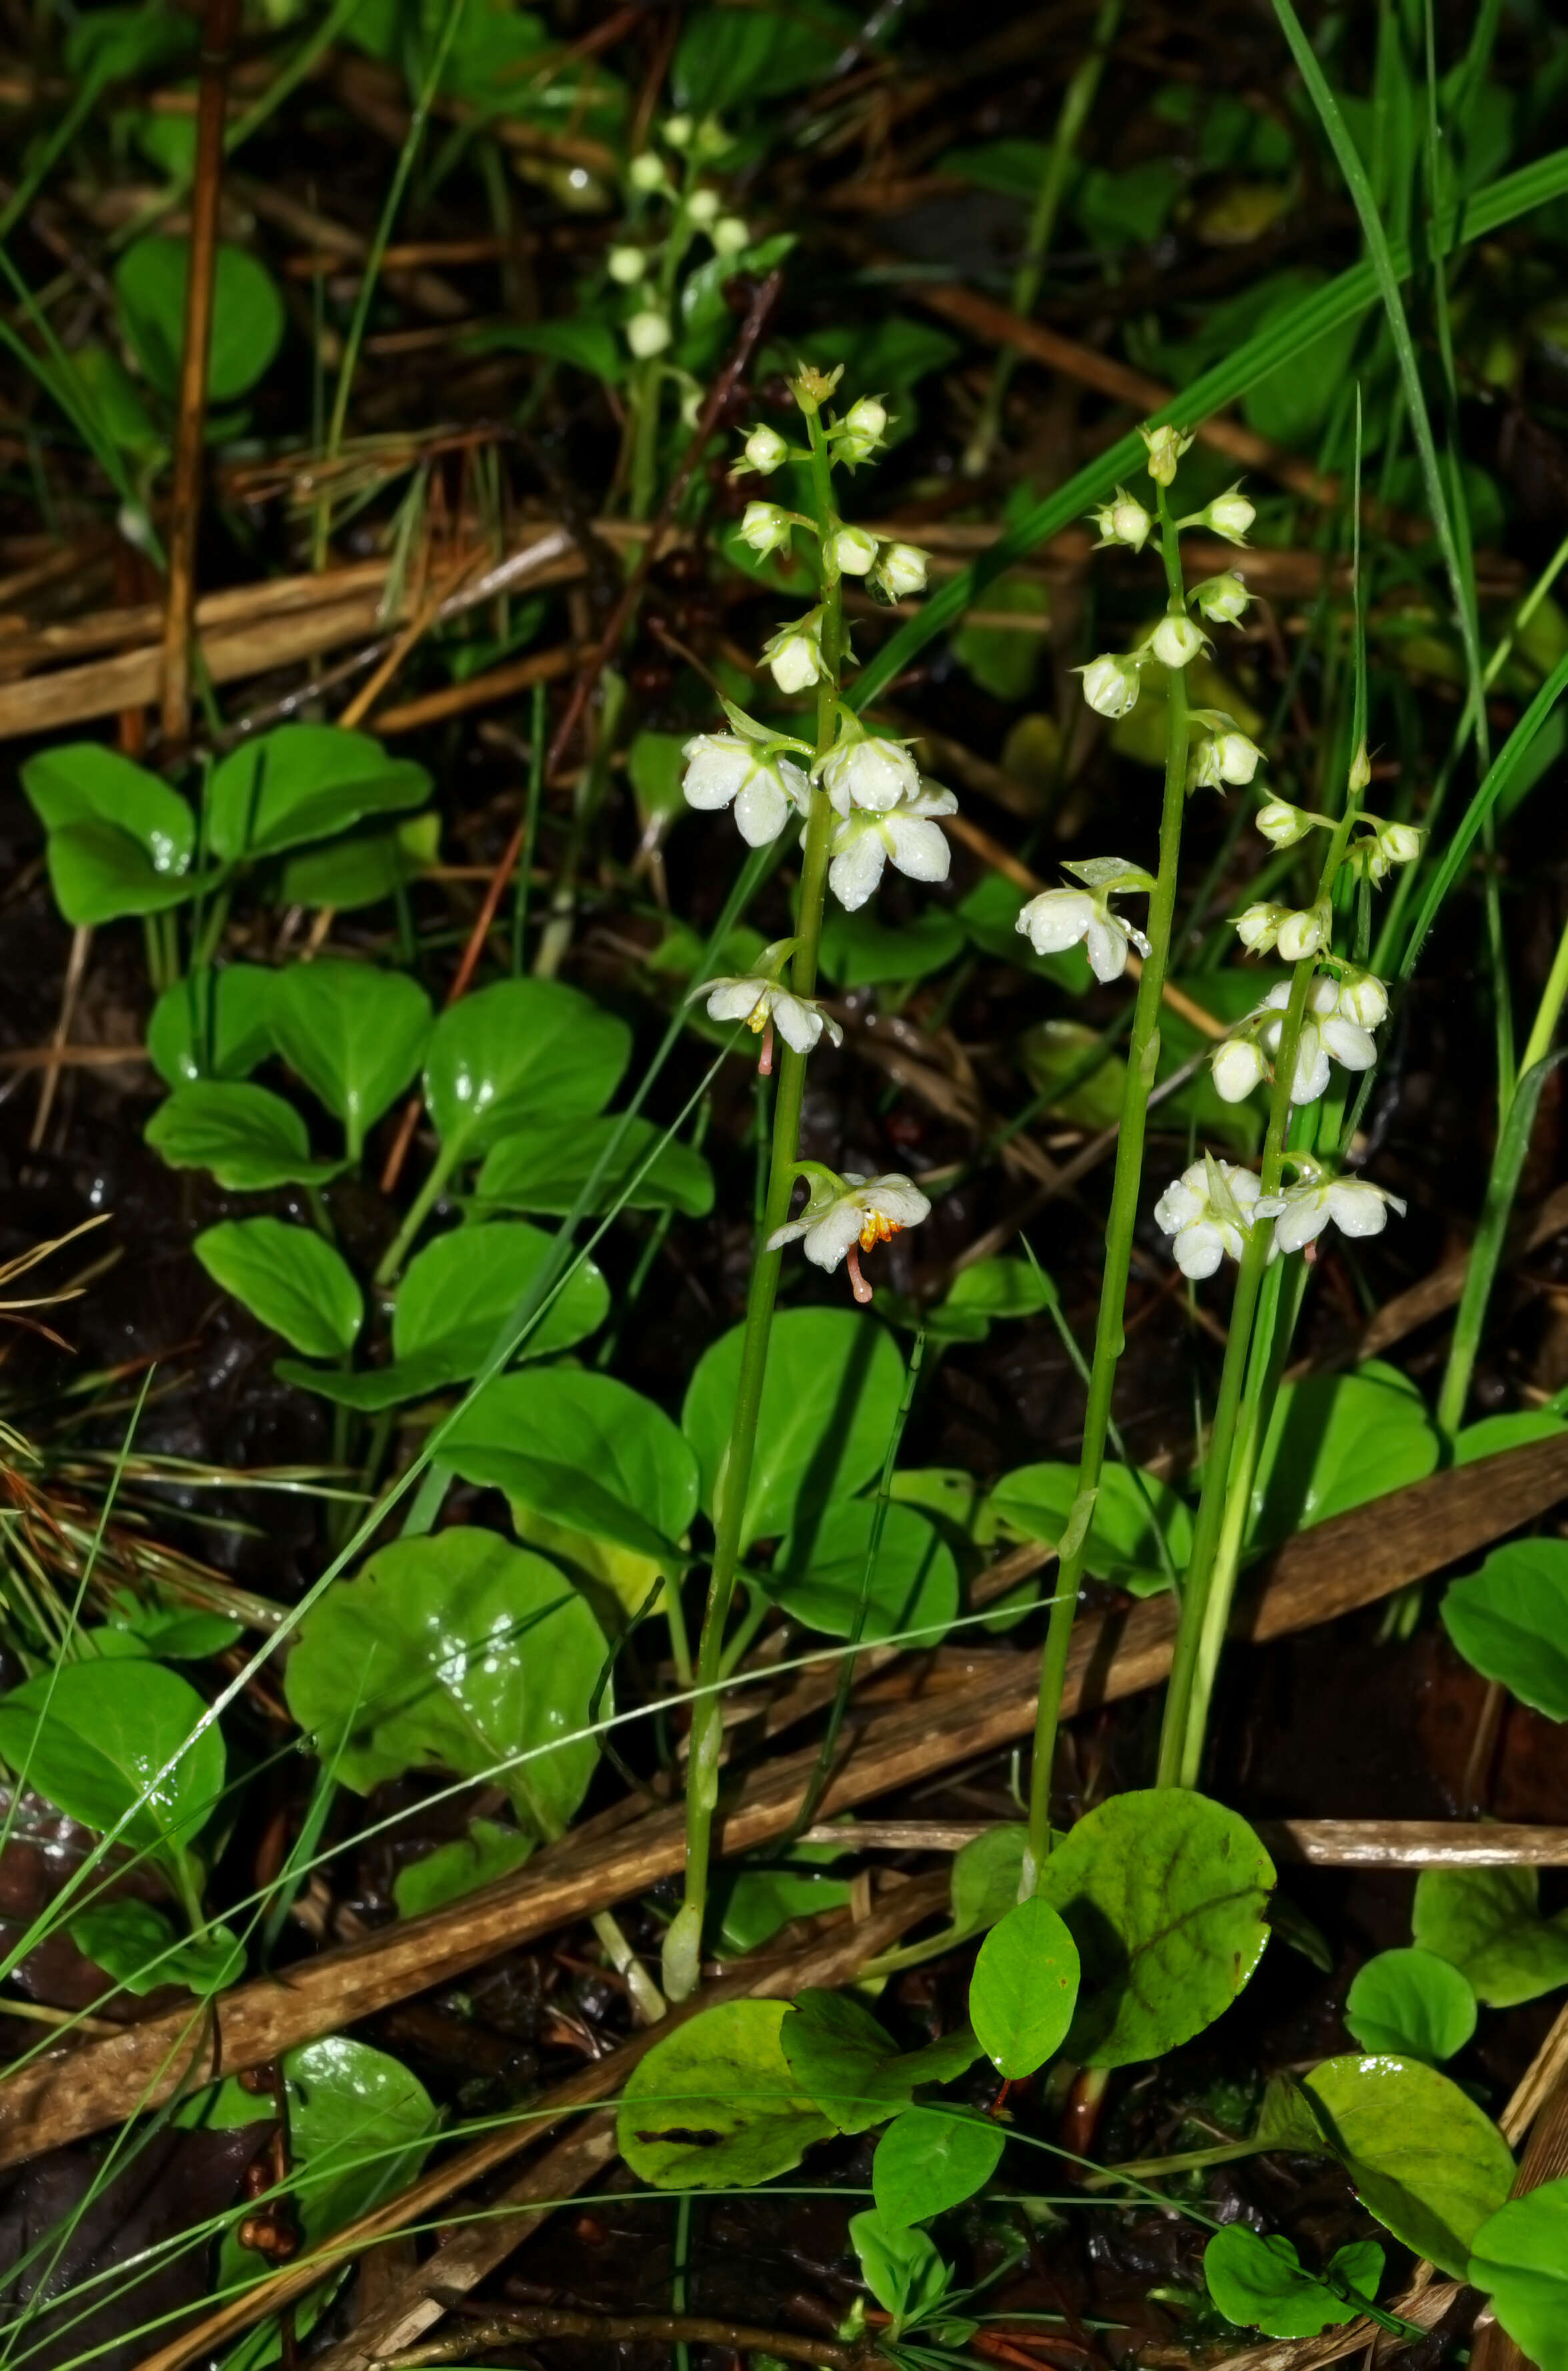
873,542 -> 929,600
626,307 -> 670,359
664,113 -> 694,149
1151,612 -> 1207,669
607,245 -> 646,284
1276,903 -> 1329,962
1257,797 -> 1312,847
846,394 -> 887,442
1077,653 -> 1141,719
1090,486 -> 1152,551
1139,422 -> 1195,486
1213,1036 -> 1268,1103
741,424 -> 788,476
693,115 -> 732,159
628,151 -> 667,193
686,187 -> 720,226
831,524 -> 878,576
1349,739 -> 1372,794
740,500 -> 793,556
1203,483 -> 1256,544
1235,901 -> 1287,954
1380,821 -> 1422,865
1336,968 -> 1389,1029
1193,572 -> 1250,625
712,215 -> 749,256
764,617 -> 826,694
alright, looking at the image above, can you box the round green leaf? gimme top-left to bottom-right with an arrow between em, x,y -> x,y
1413,1865 -> 1568,2007
41,821 -> 202,925
1034,1789 -> 1275,2068
969,1896 -> 1080,2078
395,1221 -> 608,1372
147,965 -> 277,1085
114,235 -> 285,403
268,960 -> 433,1155
712,1863 -> 852,1955
950,1824 -> 1028,1939
277,811 -> 439,911
1452,1410 -> 1568,1466
67,1899 -> 242,1997
0,1658 -> 224,1871
1247,1369 -> 1438,1553
1469,2180 -> 1568,2371
1343,1947 -> 1476,2063
682,1308 -> 906,1550
207,726 -> 431,862
391,1818 -> 536,1919
1204,2228 -> 1385,2340
23,744 -> 194,872
942,1259 -> 1053,1321
424,979 -> 631,1161
848,2210 -> 952,2332
619,1999 -> 833,2190
1441,1538 -> 1568,1721
193,1218 -> 363,1360
1279,2054 -> 1515,2278
780,1989 -> 982,2136
476,1115 -> 714,1218
873,2105 -> 1005,2229
146,1081 -> 343,1190
282,1528 -> 602,1839
989,1462 -> 1191,1595
772,1500 -> 958,1644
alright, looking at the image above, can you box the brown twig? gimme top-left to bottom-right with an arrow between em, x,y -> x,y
159,0 -> 241,753
384,2306 -> 865,2370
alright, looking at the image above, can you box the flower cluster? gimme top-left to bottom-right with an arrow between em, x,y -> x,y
615,114 -> 750,362
1154,1153 -> 1404,1278
1016,858 -> 1154,983
1211,972 -> 1386,1107
1076,447 -> 1258,723
766,1164 -> 931,1304
693,939 -> 842,1075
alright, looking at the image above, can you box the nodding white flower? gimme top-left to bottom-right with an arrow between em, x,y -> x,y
1256,797 -> 1313,846
698,962 -> 842,1074
682,733 -> 809,845
740,500 -> 794,556
1257,979 -> 1377,1105
1211,1035 -> 1269,1103
1271,1169 -> 1406,1256
1016,881 -> 1151,985
1154,1156 -> 1267,1280
820,729 -> 921,817
832,524 -> 879,576
1335,967 -> 1389,1030
1203,484 -> 1257,544
686,187 -> 720,225
873,542 -> 929,600
1139,422 -> 1195,486
607,245 -> 646,284
1235,901 -> 1289,954
740,424 -> 788,476
1191,729 -> 1264,791
626,306 -> 671,359
762,614 -> 827,694
828,785 -> 956,911
834,394 -> 890,467
768,1168 -> 930,1303
1150,612 -> 1209,670
1077,652 -> 1142,719
628,151 -> 668,192
1276,903 -> 1329,962
1090,486 -> 1153,552
1193,572 -> 1250,625
712,215 -> 750,257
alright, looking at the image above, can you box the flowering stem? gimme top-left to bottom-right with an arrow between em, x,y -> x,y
664,405 -> 844,2001
1022,483 -> 1191,1887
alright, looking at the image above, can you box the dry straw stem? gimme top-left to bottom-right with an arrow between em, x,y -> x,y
5,1430 -> 1567,2172
794,1819 -> 1568,1865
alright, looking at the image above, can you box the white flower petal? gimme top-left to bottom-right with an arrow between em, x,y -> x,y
706,977 -> 767,1023
765,1216 -> 813,1250
1321,1015 -> 1378,1071
1212,1039 -> 1265,1103
1291,1030 -> 1331,1104
734,769 -> 790,845
1017,889 -> 1092,956
802,1203 -> 864,1270
1084,913 -> 1129,983
1174,1221 -> 1225,1279
1326,1180 -> 1393,1239
1154,1178 -> 1205,1234
1273,1192 -> 1330,1252
884,813 -> 951,885
772,991 -> 824,1054
682,733 -> 750,809
858,1176 -> 930,1229
828,822 -> 887,911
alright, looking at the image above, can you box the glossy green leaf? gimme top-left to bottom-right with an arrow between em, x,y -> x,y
672,1 -> 854,110
146,966 -> 277,1086
146,1081 -> 343,1190
682,1308 -> 906,1550
818,904 -> 965,987
1451,1409 -> 1568,1466
943,1259 -> 1053,1321
771,1500 -> 958,1644
207,726 -> 431,862
968,1896 -> 1080,2078
1441,1538 -> 1568,1721
1247,1368 -> 1439,1553
1204,2228 -> 1385,2340
1034,1790 -> 1275,2068
713,1861 -> 852,1955
990,1462 -> 1190,1596
476,1115 -> 714,1218
23,743 -> 194,871
873,2105 -> 1005,2228
41,821 -> 203,925
193,1219 -> 363,1360
425,978 -> 631,1163
950,1824 -> 1028,1938
848,2211 -> 951,2334
69,340 -> 165,463
1469,2180 -> 1568,2371
115,236 -> 285,403
1413,1866 -> 1568,2007
277,811 -> 439,911
67,1900 -> 242,1997
268,960 -> 433,1156
620,1999 -> 833,2190
1260,2054 -> 1513,2277
282,1528 -> 602,1839
1344,1948 -> 1477,2063
91,1590 -> 242,1661
780,1989 -> 982,2136
626,730 -> 687,818
391,1818 -> 536,1919
0,1658 -> 224,1872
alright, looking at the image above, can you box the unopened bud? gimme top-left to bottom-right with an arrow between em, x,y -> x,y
1276,904 -> 1329,962
628,152 -> 667,193
742,424 -> 788,475
740,501 -> 793,556
1150,612 -> 1207,669
1193,572 -> 1249,625
1077,652 -> 1142,719
1379,821 -> 1421,865
711,215 -> 749,256
607,245 -> 645,284
1349,739 -> 1372,794
1337,969 -> 1389,1030
626,307 -> 670,359
1257,798 -> 1312,847
1235,901 -> 1287,954
874,542 -> 929,601
1139,422 -> 1195,486
832,524 -> 878,576
664,113 -> 694,150
1204,484 -> 1256,544
686,187 -> 720,226
1090,486 -> 1152,552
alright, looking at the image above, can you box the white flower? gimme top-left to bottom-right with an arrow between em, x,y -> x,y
834,394 -> 890,467
820,731 -> 920,816
712,215 -> 750,257
1192,729 -> 1264,791
1212,1035 -> 1268,1103
1336,968 -> 1389,1029
1090,486 -> 1152,551
1193,572 -> 1250,625
1154,1157 -> 1267,1279
768,1169 -> 930,1303
1139,422 -> 1194,486
700,969 -> 842,1065
828,786 -> 956,911
1258,981 -> 1377,1106
628,151 -> 668,192
686,187 -> 720,225
873,542 -> 928,600
1203,484 -> 1256,544
1271,1172 -> 1406,1255
1256,797 -> 1311,847
762,616 -> 826,694
1235,901 -> 1287,954
1077,653 -> 1142,718
742,424 -> 788,475
832,525 -> 879,576
627,307 -> 670,359
682,733 -> 808,845
608,245 -> 645,284
1275,904 -> 1329,962
740,501 -> 793,556
1150,612 -> 1208,669
1016,884 -> 1150,985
